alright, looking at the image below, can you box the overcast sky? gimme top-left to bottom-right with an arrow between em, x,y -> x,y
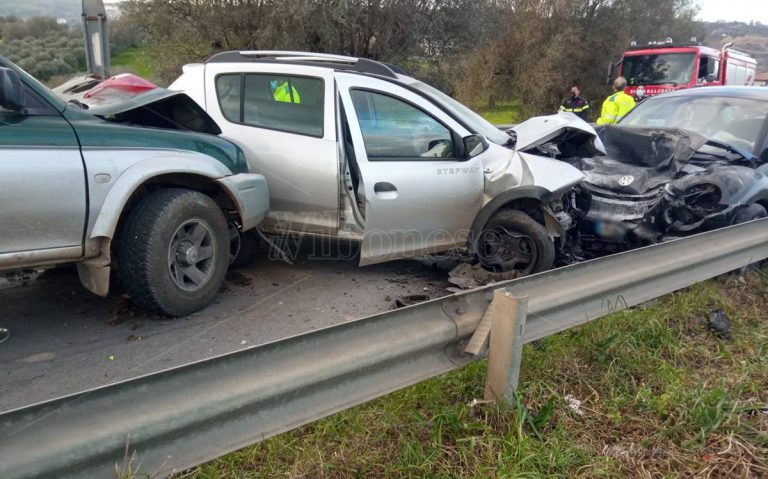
696,0 -> 768,24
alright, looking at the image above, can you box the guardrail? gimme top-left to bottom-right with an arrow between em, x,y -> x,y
1,218 -> 767,479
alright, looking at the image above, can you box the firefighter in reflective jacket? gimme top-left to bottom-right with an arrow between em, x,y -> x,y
271,79 -> 301,103
559,85 -> 590,121
597,76 -> 635,124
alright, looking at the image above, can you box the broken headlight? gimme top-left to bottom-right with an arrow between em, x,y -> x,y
664,183 -> 725,226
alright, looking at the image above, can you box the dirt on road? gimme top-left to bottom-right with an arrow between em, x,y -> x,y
0,251 -> 453,412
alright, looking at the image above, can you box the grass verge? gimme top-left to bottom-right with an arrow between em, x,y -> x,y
171,268 -> 767,478
476,100 -> 524,125
111,47 -> 155,80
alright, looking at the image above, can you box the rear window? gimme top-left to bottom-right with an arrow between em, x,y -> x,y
215,73 -> 324,137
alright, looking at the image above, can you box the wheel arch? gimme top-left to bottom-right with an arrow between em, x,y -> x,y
80,158 -> 241,298
468,186 -> 555,246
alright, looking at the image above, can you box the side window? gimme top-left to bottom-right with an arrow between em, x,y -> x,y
709,58 -> 720,80
215,74 -> 241,122
215,73 -> 324,137
349,89 -> 454,160
0,83 -> 57,116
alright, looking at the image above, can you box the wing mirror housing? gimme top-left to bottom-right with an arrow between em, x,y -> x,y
0,67 -> 25,112
463,134 -> 488,158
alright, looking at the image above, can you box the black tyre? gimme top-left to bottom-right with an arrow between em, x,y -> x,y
476,209 -> 555,275
119,188 -> 229,316
230,229 -> 261,269
731,204 -> 767,224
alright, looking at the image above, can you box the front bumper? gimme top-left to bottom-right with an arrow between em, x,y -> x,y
217,173 -> 270,231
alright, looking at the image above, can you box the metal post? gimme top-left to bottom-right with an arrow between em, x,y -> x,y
484,291 -> 528,405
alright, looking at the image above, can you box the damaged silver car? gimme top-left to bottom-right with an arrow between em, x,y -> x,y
166,51 -> 586,275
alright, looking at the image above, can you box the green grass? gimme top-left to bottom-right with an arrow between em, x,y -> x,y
111,47 -> 155,79
169,268 -> 768,479
476,100 -> 524,125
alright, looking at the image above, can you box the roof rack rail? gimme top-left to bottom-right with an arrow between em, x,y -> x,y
238,51 -> 359,63
205,50 -> 403,79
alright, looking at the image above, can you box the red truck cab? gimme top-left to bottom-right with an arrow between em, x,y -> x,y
611,41 -> 757,100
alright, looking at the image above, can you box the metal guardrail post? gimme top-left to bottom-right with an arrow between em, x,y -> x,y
484,292 -> 528,405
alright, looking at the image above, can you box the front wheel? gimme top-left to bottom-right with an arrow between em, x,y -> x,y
119,188 -> 230,316
476,209 -> 555,275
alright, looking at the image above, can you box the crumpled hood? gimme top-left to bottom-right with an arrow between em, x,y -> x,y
55,73 -> 222,135
87,88 -> 222,135
480,112 -> 605,201
568,126 -> 709,195
512,112 -> 606,156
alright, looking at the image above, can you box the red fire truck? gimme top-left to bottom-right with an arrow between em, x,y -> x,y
609,39 -> 757,100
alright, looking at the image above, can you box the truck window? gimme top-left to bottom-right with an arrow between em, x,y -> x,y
350,89 -> 454,160
697,56 -> 719,83
215,73 -> 324,137
622,52 -> 696,86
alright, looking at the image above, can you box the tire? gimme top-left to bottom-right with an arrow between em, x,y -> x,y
230,229 -> 261,269
731,203 -> 767,224
119,188 -> 230,316
476,209 -> 555,275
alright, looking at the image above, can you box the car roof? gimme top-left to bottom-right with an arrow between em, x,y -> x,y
205,50 -> 411,80
653,86 -> 768,101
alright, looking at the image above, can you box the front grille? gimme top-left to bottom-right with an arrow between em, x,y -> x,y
586,195 -> 660,221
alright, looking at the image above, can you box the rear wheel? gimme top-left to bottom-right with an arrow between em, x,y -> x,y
230,228 -> 261,269
731,203 -> 767,224
119,188 -> 229,316
476,210 -> 555,275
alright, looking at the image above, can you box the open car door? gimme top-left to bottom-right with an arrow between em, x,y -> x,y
335,73 -> 485,265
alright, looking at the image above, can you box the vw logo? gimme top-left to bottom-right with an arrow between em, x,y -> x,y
618,175 -> 634,186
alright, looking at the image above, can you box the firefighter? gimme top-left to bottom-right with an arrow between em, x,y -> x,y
271,79 -> 301,104
559,85 -> 590,121
597,77 -> 636,125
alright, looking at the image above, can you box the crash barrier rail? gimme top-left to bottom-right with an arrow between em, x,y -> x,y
1,218 -> 767,478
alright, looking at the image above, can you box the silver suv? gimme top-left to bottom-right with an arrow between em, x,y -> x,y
170,51 -> 589,275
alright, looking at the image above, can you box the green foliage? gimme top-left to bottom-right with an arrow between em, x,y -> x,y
0,15 -> 145,83
0,27 -> 86,82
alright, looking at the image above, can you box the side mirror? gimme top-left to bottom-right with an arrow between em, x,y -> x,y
463,134 -> 487,158
0,67 -> 24,112
607,60 -> 619,86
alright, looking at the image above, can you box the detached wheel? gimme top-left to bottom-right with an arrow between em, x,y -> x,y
230,228 -> 261,269
477,210 -> 555,275
119,188 -> 229,316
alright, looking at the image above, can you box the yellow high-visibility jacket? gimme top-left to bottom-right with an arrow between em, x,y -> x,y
273,82 -> 301,103
596,91 -> 635,124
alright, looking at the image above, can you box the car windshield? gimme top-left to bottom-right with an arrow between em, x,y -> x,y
622,52 -> 696,86
622,95 -> 767,155
410,81 -> 511,146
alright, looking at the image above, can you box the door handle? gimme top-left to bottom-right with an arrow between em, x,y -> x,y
373,182 -> 398,199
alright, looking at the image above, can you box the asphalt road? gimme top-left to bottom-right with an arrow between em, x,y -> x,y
0,250 -> 453,412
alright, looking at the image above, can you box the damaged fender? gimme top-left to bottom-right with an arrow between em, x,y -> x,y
664,166 -> 768,231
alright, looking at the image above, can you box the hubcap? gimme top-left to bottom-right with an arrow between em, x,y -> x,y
168,219 -> 217,292
479,226 -> 538,274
